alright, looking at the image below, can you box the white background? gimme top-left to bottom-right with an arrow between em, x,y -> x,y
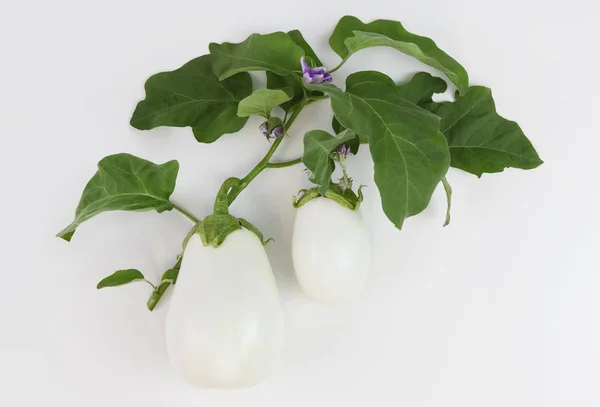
1,0 -> 598,405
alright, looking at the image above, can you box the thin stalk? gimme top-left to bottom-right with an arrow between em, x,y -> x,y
329,56 -> 350,74
266,157 -> 302,168
227,137 -> 283,204
227,100 -> 307,205
172,202 -> 199,223
144,279 -> 156,290
213,177 -> 240,214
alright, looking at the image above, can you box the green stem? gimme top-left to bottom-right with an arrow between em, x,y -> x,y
266,157 -> 302,168
227,100 -> 307,205
442,176 -> 452,227
329,56 -> 350,74
213,177 -> 241,214
307,94 -> 330,102
337,154 -> 353,191
172,202 -> 199,223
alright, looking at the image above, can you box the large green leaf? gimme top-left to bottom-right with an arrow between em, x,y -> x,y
307,71 -> 450,229
210,32 -> 305,80
302,129 -> 359,193
427,86 -> 543,176
97,269 -> 145,289
237,89 -> 292,118
57,154 -> 179,241
333,71 -> 448,140
266,30 -> 322,112
130,55 -> 251,143
329,16 -> 469,94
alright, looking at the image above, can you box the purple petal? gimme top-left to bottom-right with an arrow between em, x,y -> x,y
269,125 -> 284,138
300,57 -> 310,73
337,144 -> 351,157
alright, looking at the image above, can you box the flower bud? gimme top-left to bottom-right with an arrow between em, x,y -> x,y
268,125 -> 284,139
259,121 -> 269,136
337,144 -> 351,158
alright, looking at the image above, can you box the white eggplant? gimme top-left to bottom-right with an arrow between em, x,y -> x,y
165,228 -> 284,388
292,197 -> 372,304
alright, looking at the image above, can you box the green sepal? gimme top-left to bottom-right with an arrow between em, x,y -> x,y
293,184 -> 364,211
197,213 -> 242,248
238,218 -> 274,246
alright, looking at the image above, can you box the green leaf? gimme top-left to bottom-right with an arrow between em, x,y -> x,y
288,29 -> 323,66
237,89 -> 292,118
329,16 -> 469,94
396,72 -> 447,104
57,154 -> 179,241
427,86 -> 543,176
302,129 -> 358,193
332,117 -> 345,134
97,269 -> 145,289
130,55 -> 252,143
266,73 -> 302,113
266,30 -> 322,113
307,71 -> 450,229
210,32 -> 305,80
332,72 -> 447,141
160,268 -> 179,284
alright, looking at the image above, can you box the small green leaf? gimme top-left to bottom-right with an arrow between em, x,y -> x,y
210,32 -> 305,80
266,30 -> 322,113
396,72 -> 447,104
307,71 -> 450,229
237,89 -> 292,118
266,72 -> 302,113
329,16 -> 469,94
160,268 -> 179,284
442,176 -> 452,227
57,154 -> 178,241
302,129 -> 358,193
427,86 -> 543,176
97,269 -> 145,289
130,55 -> 252,143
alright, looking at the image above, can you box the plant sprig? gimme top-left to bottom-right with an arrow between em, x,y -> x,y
57,15 -> 542,310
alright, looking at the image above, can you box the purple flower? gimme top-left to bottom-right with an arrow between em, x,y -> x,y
301,57 -> 332,84
259,121 -> 269,136
337,144 -> 351,158
268,125 -> 284,139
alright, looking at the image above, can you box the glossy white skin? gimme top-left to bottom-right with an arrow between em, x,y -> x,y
292,197 -> 372,304
165,229 -> 284,388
